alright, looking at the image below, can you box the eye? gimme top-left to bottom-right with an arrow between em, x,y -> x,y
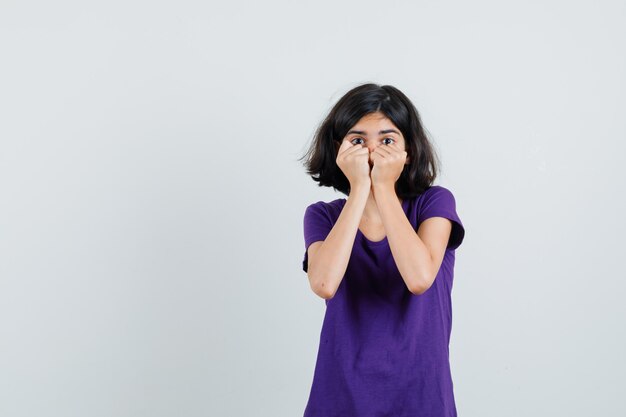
350,138 -> 364,145
383,137 -> 395,145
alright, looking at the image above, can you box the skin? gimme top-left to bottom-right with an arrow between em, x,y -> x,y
306,111 -> 453,299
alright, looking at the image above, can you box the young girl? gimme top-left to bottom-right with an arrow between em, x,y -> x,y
299,83 -> 466,417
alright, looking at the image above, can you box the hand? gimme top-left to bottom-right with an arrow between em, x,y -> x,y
370,142 -> 407,188
336,139 -> 371,188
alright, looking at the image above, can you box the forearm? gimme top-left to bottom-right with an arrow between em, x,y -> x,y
308,184 -> 370,299
373,184 -> 432,294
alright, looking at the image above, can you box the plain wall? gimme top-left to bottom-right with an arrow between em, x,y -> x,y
1,1 -> 625,416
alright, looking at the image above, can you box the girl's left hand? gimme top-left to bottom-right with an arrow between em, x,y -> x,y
370,142 -> 408,188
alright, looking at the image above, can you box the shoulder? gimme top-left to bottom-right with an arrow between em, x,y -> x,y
418,185 -> 458,208
304,198 -> 345,220
415,185 -> 463,227
415,185 -> 465,250
422,184 -> 456,198
304,198 -> 344,212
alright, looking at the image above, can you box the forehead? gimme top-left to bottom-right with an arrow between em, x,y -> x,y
354,112 -> 393,125
347,112 -> 403,137
351,112 -> 399,129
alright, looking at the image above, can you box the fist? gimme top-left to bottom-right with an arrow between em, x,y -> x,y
335,139 -> 371,188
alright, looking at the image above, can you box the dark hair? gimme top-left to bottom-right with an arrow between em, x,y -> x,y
299,83 -> 441,199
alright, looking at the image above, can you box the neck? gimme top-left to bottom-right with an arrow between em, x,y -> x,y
362,187 -> 402,222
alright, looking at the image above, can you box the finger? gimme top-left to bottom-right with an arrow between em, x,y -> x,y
345,144 -> 369,157
339,138 -> 363,153
371,146 -> 390,160
376,145 -> 393,157
338,142 -> 359,159
337,139 -> 354,154
390,142 -> 407,156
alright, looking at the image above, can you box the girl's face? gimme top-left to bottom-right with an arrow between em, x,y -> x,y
342,111 -> 409,167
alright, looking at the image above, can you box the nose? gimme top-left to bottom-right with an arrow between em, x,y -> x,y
367,144 -> 376,164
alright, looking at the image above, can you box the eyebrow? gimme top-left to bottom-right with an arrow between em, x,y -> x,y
346,129 -> 401,136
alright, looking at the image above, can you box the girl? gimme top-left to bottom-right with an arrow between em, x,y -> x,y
299,83 -> 466,417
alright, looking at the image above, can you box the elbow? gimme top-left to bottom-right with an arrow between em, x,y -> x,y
315,282 -> 337,300
409,282 -> 427,296
308,274 -> 336,300
408,273 -> 434,296
409,261 -> 439,295
317,289 -> 335,300
312,284 -> 336,300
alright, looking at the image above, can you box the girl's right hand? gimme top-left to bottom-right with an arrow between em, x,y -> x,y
336,139 -> 371,188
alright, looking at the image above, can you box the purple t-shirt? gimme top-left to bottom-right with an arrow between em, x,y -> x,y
301,185 -> 465,417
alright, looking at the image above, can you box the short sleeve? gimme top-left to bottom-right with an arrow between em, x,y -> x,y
418,186 -> 465,250
302,202 -> 334,273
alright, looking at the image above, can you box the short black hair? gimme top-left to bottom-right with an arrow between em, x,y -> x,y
299,83 -> 441,199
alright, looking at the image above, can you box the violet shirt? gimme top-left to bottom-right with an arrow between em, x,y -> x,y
301,185 -> 465,417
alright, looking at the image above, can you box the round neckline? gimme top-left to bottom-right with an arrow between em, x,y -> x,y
342,198 -> 410,247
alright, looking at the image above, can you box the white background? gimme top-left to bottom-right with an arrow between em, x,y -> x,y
1,1 -> 625,416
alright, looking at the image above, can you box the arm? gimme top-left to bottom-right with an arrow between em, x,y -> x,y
306,184 -> 370,299
373,184 -> 452,295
